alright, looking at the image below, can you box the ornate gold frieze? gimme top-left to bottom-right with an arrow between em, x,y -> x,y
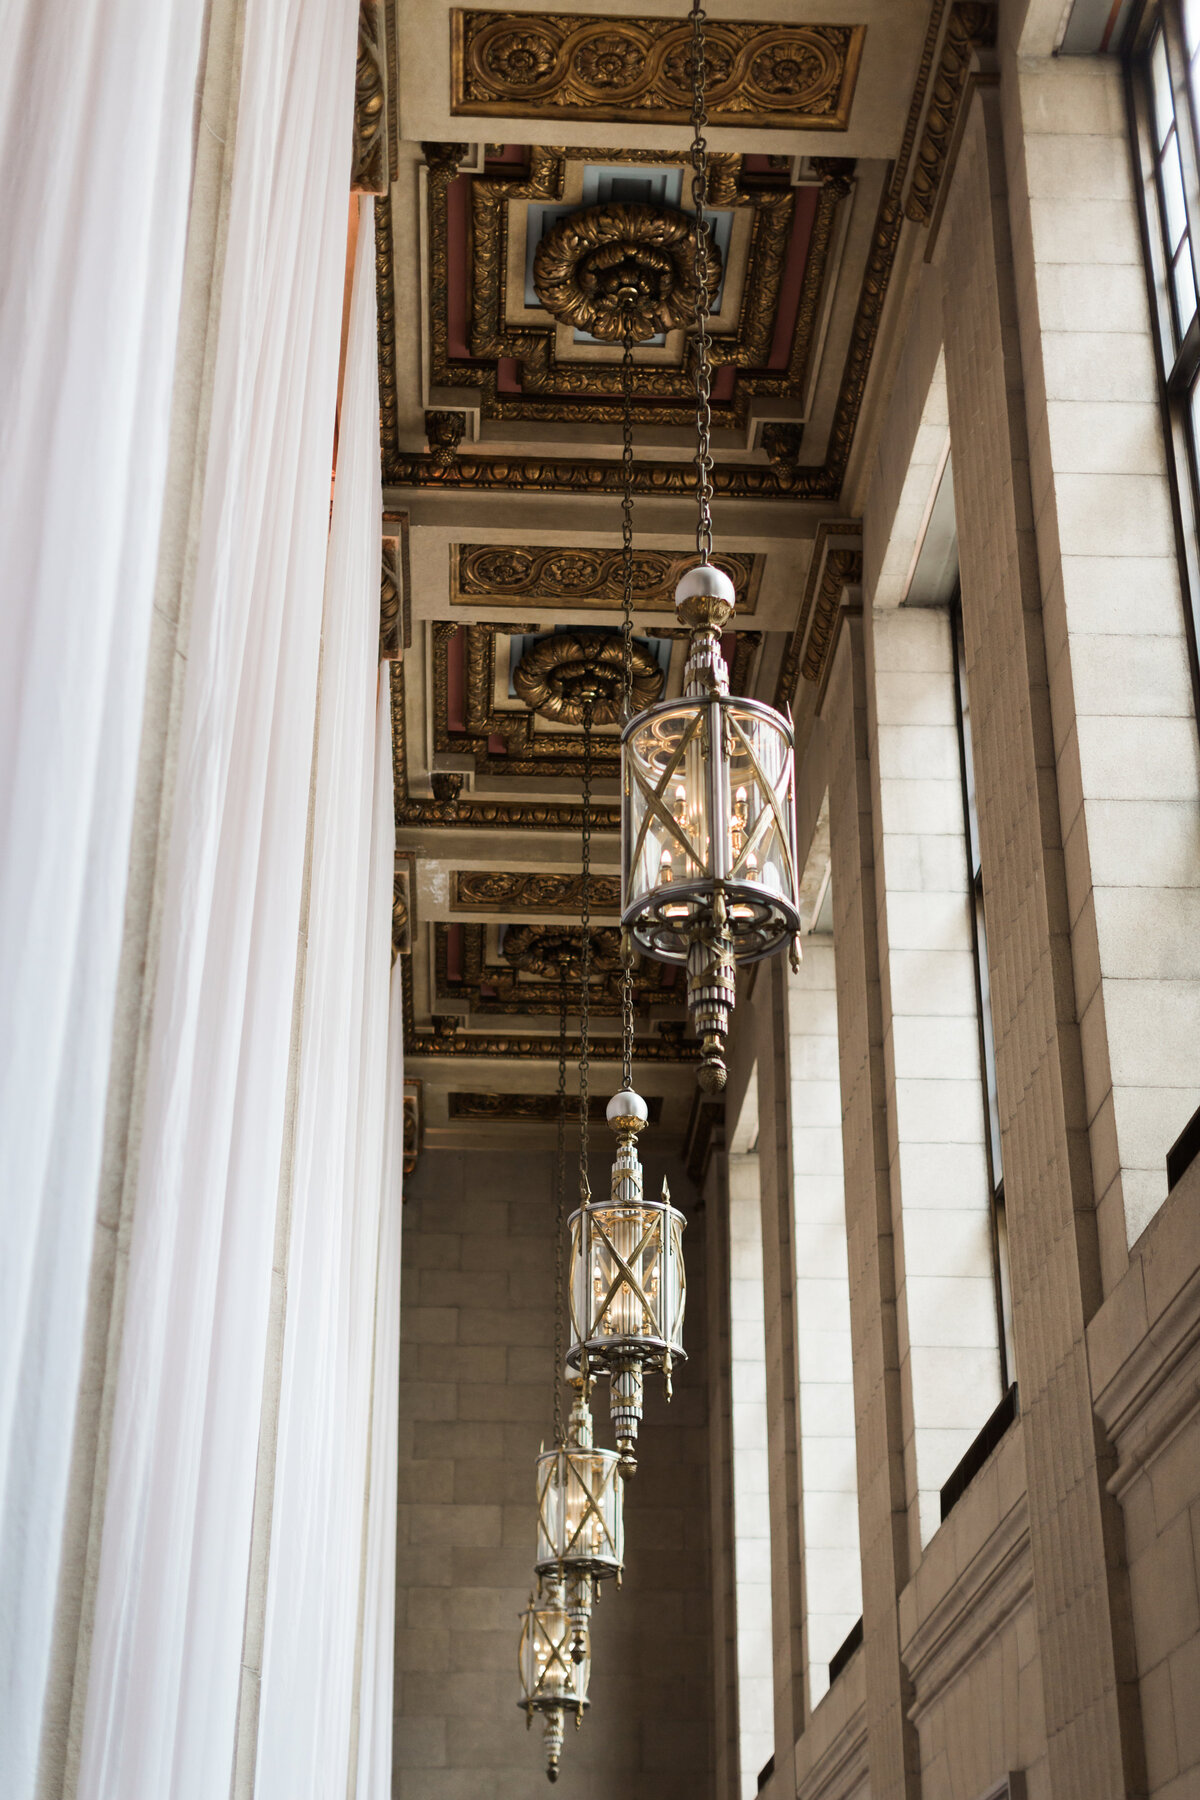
511,628 -> 663,725
352,0 -> 388,194
532,202 -> 720,342
452,544 -> 762,613
773,525 -> 862,712
448,1091 -> 664,1123
451,11 -> 865,131
451,870 -> 622,914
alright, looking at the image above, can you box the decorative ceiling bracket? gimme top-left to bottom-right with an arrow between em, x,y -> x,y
352,0 -> 388,194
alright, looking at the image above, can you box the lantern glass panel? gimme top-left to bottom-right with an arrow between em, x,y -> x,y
535,1446 -> 624,1577
624,700 -> 711,916
725,701 -> 796,908
569,1199 -> 686,1363
518,1593 -> 589,1710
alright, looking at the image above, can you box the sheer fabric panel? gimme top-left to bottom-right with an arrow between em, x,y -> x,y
355,954 -> 406,1800
0,3 -> 205,1790
75,0 -> 358,1794
253,194 -> 394,1800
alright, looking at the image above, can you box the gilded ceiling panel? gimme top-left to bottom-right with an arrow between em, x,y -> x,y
451,544 -> 761,613
450,12 -> 865,131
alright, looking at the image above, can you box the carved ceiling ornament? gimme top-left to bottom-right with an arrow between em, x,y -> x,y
409,141 -> 842,436
451,870 -> 622,914
502,923 -> 623,981
429,619 -> 760,779
378,5 -> 957,498
436,923 -> 678,1015
451,11 -> 865,131
532,202 -> 720,343
511,629 -> 663,726
453,544 -> 761,613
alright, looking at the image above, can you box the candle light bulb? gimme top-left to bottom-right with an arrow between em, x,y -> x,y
735,786 -> 746,804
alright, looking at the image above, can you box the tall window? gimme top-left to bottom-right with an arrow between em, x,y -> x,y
952,603 -> 1016,1392
1130,0 -> 1200,694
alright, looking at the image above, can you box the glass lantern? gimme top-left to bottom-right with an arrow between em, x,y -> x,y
517,1574 -> 590,1783
621,564 -> 800,1091
535,1383 -> 624,1659
567,1090 -> 686,1475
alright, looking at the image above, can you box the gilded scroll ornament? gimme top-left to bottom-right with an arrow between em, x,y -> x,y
379,535 -> 401,661
511,629 -> 663,726
453,544 -> 761,613
532,202 -> 721,342
452,871 -> 622,913
352,0 -> 388,194
451,11 -> 865,131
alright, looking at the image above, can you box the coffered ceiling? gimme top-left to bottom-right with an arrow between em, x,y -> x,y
370,0 -> 995,1151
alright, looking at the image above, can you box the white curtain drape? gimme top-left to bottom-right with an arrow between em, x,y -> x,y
354,955 -> 406,1800
252,196 -> 396,1800
75,0 -> 358,1792
0,4 -> 205,1791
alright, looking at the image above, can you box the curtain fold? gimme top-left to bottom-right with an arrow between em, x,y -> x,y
355,953 -> 406,1800
0,4 -> 206,1791
75,0 -> 358,1793
252,192 -> 394,1800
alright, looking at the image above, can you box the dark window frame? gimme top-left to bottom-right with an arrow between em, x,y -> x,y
1126,0 -> 1200,717
951,596 -> 1016,1393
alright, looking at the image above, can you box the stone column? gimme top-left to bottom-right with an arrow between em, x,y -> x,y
823,616 -> 919,1800
785,938 -> 861,1709
939,80 -> 1144,1800
1002,40 -> 1200,1277
753,965 -> 807,1792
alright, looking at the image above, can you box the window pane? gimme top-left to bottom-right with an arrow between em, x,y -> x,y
1162,128 -> 1190,256
1174,238 -> 1199,339
1153,29 -> 1176,146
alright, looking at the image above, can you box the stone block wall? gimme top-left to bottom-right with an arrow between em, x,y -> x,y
395,1145 -> 713,1800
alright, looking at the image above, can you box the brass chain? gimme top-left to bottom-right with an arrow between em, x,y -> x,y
689,0 -> 714,565
619,325 -> 636,1095
578,704 -> 593,1196
553,980 -> 568,1447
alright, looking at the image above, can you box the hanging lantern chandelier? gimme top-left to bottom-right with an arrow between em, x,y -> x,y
518,1573 -> 590,1783
619,0 -> 802,1094
563,335 -> 687,1480
536,994 -> 625,1660
521,964 -> 625,1781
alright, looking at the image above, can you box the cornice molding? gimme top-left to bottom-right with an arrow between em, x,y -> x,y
902,1488 -> 1031,1725
905,3 -> 997,226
